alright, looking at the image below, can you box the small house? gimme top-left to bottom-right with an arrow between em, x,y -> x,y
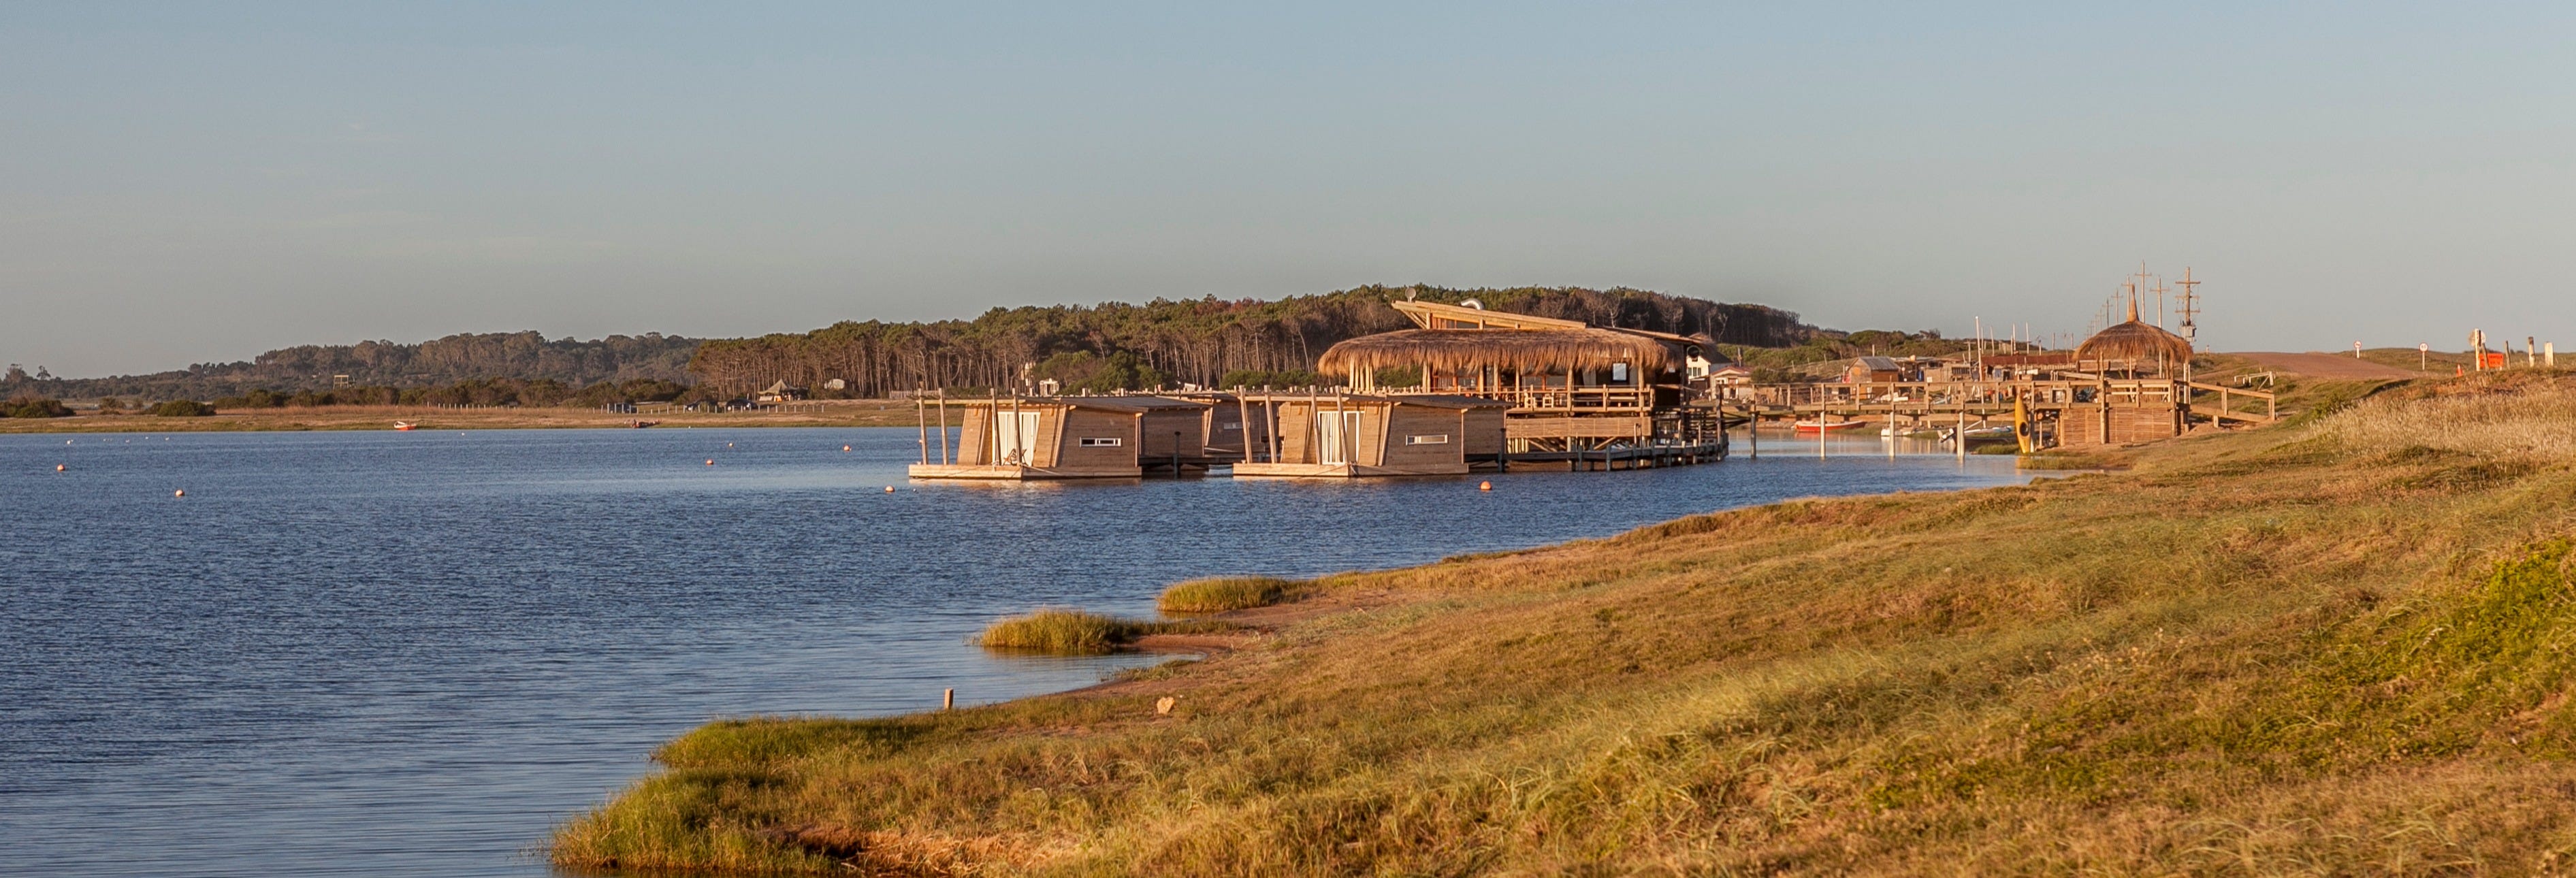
1233,393 -> 1512,478
909,395 -> 1212,479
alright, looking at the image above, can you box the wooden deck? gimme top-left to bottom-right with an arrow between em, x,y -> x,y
906,463 -> 1142,480
1231,461 -> 1472,478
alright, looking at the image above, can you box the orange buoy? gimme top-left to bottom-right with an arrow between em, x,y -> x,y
57,464 -> 68,472
173,489 -> 184,498
884,486 -> 895,493
1478,481 -> 1492,491
705,459 -> 715,466
843,445 -> 852,452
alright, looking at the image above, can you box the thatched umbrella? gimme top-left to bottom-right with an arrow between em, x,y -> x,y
1318,328 -> 1675,379
2075,298 -> 2192,372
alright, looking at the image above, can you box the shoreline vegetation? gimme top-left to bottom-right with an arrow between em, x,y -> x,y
553,368 -> 2576,875
0,400 -> 923,433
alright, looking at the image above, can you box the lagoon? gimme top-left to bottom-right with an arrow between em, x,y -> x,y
0,427 -> 2021,876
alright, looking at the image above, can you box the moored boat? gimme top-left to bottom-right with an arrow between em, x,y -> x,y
393,421 -> 416,431
1793,419 -> 1869,434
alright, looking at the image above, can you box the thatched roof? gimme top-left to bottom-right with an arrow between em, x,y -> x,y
1318,329 -> 1676,376
2075,320 -> 2192,365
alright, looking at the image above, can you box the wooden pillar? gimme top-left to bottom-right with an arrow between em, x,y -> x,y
916,397 -> 928,464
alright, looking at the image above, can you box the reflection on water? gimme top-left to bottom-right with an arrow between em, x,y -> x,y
0,427 -> 2027,876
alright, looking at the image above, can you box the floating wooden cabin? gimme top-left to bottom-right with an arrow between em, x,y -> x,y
1313,300 -> 1725,466
1233,393 -> 1512,478
909,395 -> 1214,479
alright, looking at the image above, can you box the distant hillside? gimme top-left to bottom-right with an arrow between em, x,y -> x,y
686,285 -> 1813,397
5,331 -> 701,401
5,285 -> 1814,403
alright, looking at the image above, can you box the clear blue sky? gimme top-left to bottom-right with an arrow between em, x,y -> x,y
4,3 -> 2571,376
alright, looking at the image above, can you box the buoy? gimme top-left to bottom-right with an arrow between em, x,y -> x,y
1479,481 -> 1492,491
884,486 -> 895,493
57,464 -> 67,472
843,445 -> 852,452
173,489 -> 184,498
726,442 -> 734,448
705,459 -> 715,466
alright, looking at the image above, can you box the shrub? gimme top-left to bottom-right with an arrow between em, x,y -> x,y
3,396 -> 72,418
1159,576 -> 1300,614
148,400 -> 216,417
976,609 -> 1234,655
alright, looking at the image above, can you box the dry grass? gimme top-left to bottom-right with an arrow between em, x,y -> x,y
554,374 -> 2576,876
974,610 -> 1233,655
1157,576 -> 1301,614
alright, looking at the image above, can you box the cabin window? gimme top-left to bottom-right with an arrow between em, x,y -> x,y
1404,434 -> 1450,445
1077,436 -> 1123,447
1315,411 -> 1364,465
995,411 -> 1044,464
1220,423 -> 1241,431
1611,362 -> 1630,383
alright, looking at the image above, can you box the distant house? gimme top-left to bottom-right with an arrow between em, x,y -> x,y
1845,356 -> 1904,385
756,380 -> 808,403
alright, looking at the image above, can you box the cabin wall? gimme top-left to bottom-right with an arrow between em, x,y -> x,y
1205,403 -> 1272,456
1054,408 -> 1142,470
957,410 -> 990,464
1463,408 -> 1506,455
2059,405 -> 2184,446
1136,409 -> 1204,460
1381,405 -> 1468,469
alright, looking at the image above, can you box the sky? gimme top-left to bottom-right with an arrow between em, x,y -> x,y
3,3 -> 2571,376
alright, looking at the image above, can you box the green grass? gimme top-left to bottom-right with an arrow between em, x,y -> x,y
555,372 -> 2576,876
973,609 -> 1232,655
1157,576 -> 1301,614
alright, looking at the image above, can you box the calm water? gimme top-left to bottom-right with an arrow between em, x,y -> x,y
0,427 -> 2022,876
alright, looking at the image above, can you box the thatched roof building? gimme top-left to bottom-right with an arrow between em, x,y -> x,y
1318,328 -> 1675,377
2075,299 -> 2191,368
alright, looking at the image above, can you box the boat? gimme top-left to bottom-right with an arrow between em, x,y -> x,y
393,421 -> 416,431
1942,425 -> 2017,445
630,420 -> 659,429
1794,419 -> 1870,433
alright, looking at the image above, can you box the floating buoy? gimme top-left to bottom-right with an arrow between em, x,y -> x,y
884,486 -> 895,493
173,489 -> 184,498
843,445 -> 852,452
1479,481 -> 1492,491
57,464 -> 67,472
726,442 -> 734,448
705,459 -> 715,466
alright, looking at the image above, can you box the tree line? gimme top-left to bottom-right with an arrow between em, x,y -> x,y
5,331 -> 700,402
686,285 -> 1811,396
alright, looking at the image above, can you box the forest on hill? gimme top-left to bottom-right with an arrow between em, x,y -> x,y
3,285 -> 1814,404
683,285 -> 1812,397
5,331 -> 701,402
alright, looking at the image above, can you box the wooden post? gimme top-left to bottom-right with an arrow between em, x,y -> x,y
1236,391 -> 1253,463
1955,408 -> 1965,461
916,397 -> 928,464
943,687 -> 954,711
1747,409 -> 1756,459
937,392 -> 950,464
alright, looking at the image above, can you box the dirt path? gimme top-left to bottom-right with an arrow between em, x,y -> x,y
2232,351 -> 2421,380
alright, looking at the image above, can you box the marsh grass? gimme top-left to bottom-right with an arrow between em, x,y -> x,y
974,609 -> 1232,655
1157,576 -> 1301,614
556,374 -> 2576,876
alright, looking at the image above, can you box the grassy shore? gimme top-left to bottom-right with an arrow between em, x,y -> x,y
555,371 -> 2576,875
0,400 -> 923,434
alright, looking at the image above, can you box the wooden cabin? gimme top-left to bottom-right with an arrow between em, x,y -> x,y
1233,393 -> 1511,478
909,395 -> 1212,479
1313,300 -> 1723,463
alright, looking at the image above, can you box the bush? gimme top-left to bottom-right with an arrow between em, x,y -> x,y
976,609 -> 1234,655
148,400 -> 217,417
1159,576 -> 1300,614
3,396 -> 72,418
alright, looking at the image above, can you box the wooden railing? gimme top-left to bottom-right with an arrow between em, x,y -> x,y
1421,385 -> 1654,411
1741,379 -> 2277,423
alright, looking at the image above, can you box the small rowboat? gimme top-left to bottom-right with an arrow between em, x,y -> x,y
393,421 -> 417,431
1793,419 -> 1869,434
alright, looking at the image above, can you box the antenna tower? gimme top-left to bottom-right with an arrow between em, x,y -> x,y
2174,267 -> 2200,346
